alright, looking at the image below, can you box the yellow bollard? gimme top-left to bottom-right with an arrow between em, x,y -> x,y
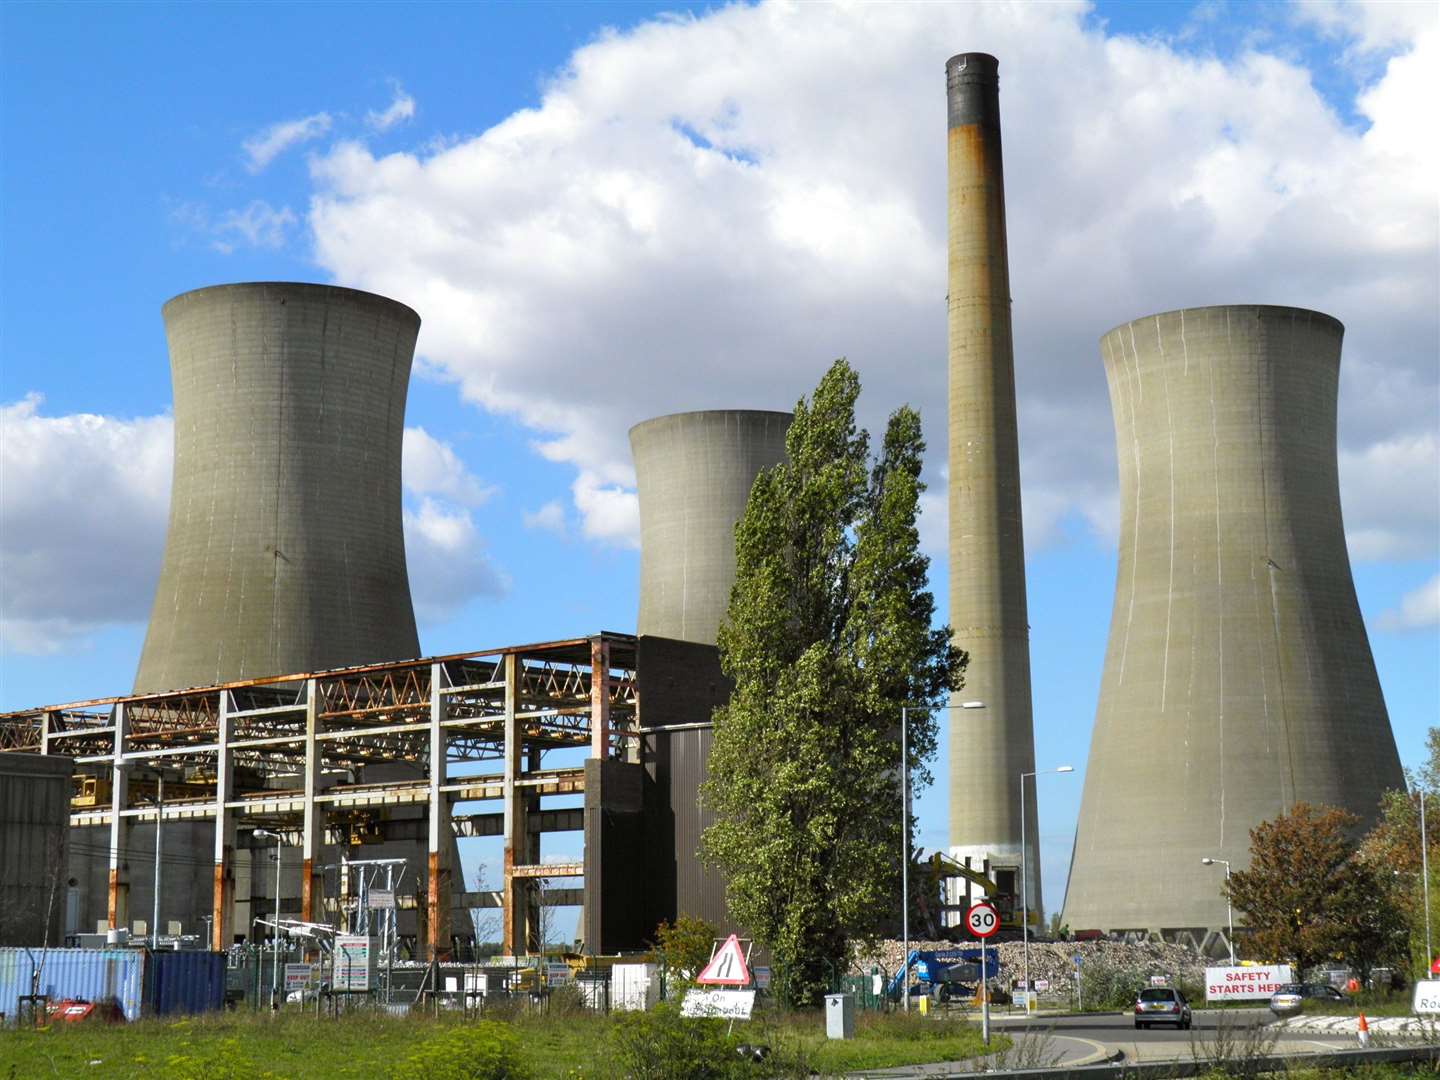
919,993 -> 930,1016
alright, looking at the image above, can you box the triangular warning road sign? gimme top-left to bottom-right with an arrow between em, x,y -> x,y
695,934 -> 751,986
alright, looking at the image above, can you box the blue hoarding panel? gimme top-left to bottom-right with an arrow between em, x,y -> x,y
145,950 -> 225,1016
0,948 -> 144,1023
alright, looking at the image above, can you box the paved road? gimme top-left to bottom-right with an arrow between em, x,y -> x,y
992,1008 -> 1362,1063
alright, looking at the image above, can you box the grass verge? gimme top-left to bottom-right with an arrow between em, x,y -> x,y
0,1004 -> 1005,1079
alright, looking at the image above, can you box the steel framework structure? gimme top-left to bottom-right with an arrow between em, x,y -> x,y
0,633 -> 638,958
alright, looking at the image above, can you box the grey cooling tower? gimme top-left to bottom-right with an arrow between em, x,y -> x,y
630,410 -> 791,645
945,54 -> 1043,915
1063,305 -> 1406,935
134,282 -> 421,693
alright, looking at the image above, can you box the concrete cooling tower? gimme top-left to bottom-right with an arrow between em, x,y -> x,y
630,410 -> 791,646
945,53 -> 1043,917
134,282 -> 422,693
1063,305 -> 1406,938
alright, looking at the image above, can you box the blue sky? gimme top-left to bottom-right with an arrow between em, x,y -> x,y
3,0 -> 1436,925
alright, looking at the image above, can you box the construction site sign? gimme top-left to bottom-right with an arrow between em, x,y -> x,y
681,988 -> 755,1019
1414,981 -> 1440,1014
695,934 -> 751,986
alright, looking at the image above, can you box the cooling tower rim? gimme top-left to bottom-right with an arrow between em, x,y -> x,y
1101,304 -> 1343,342
628,408 -> 794,441
162,281 -> 421,327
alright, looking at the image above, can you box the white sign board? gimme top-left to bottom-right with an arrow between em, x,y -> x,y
335,934 -> 377,992
1034,978 -> 1051,992
681,988 -> 756,1019
547,963 -> 573,986
1205,965 -> 1293,1002
367,889 -> 395,910
1150,975 -> 1170,987
1413,980 -> 1440,1014
285,963 -> 315,993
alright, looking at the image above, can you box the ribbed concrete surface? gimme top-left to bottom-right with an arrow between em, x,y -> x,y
135,282 -> 421,692
945,53 -> 1041,915
1064,305 -> 1405,933
630,410 -> 791,646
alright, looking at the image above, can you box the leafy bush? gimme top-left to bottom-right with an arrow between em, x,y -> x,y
390,1020 -> 532,1080
600,1003 -> 809,1079
1078,958 -> 1148,1009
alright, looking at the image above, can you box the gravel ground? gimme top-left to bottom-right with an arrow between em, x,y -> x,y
852,937 -> 1210,990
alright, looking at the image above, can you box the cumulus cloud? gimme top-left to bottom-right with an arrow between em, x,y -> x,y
403,497 -> 508,622
305,2 -> 1437,563
403,426 -> 497,506
243,111 -> 332,172
1377,573 -> 1440,632
0,395 -> 171,653
1340,432 -> 1440,561
367,81 -> 416,132
522,500 -> 567,535
0,400 -> 507,653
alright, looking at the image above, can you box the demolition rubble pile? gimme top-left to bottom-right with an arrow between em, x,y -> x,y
852,938 -> 1209,988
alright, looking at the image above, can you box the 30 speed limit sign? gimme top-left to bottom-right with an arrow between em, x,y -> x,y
965,901 -> 999,939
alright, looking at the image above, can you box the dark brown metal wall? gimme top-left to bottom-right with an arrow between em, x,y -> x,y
0,752 -> 72,946
635,636 -> 736,936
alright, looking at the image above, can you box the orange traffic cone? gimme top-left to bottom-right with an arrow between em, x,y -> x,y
1357,1012 -> 1370,1047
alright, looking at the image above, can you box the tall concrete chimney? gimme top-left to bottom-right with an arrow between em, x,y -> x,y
1063,305 -> 1406,939
945,54 -> 1043,917
135,282 -> 422,692
630,410 -> 791,646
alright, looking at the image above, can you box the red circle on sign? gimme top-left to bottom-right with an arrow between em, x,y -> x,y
966,902 -> 999,939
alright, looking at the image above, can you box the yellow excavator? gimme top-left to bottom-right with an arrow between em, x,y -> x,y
914,850 -> 1027,941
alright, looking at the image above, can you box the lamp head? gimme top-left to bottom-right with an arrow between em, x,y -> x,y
959,701 -> 987,709
1056,765 -> 1074,773
1201,857 -> 1214,865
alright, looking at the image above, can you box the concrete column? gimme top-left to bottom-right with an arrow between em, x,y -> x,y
590,638 -> 611,760
427,662 -> 451,960
212,691 -> 236,951
300,679 -> 322,923
107,703 -> 130,930
501,654 -> 529,954
945,52 -> 1040,914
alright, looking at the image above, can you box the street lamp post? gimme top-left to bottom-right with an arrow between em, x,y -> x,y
254,829 -> 285,1010
1020,765 -> 1073,1009
1201,858 -> 1235,967
152,772 -> 164,950
901,700 -> 986,1014
1421,791 -> 1433,972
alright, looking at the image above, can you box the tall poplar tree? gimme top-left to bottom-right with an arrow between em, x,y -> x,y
700,359 -> 965,1007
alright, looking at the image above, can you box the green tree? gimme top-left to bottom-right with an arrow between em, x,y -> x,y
1227,803 -> 1407,979
1360,725 -> 1440,977
700,359 -> 965,1008
653,915 -> 719,982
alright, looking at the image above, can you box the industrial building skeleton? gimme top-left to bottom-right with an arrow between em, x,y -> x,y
0,634 -> 724,957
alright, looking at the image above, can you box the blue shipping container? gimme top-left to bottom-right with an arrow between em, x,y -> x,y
144,950 -> 226,1016
0,948 -> 144,1023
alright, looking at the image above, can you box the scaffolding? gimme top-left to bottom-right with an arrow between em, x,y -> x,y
0,634 -> 638,960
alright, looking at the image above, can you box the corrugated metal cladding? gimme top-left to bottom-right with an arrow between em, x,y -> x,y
0,753 -> 72,948
0,949 -> 143,1022
636,636 -> 735,937
145,950 -> 226,1016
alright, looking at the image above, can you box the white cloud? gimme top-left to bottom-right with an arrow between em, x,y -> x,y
368,81 -> 416,132
0,397 -> 507,652
403,497 -> 508,622
1378,574 -> 1440,632
1340,432 -> 1440,561
304,3 -> 1437,562
212,200 -> 298,253
1293,0 -> 1436,54
243,111 -> 332,173
403,426 -> 496,506
522,500 -> 567,535
0,395 -> 171,654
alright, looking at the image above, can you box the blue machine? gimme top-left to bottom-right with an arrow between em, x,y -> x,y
887,948 -> 1001,1001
